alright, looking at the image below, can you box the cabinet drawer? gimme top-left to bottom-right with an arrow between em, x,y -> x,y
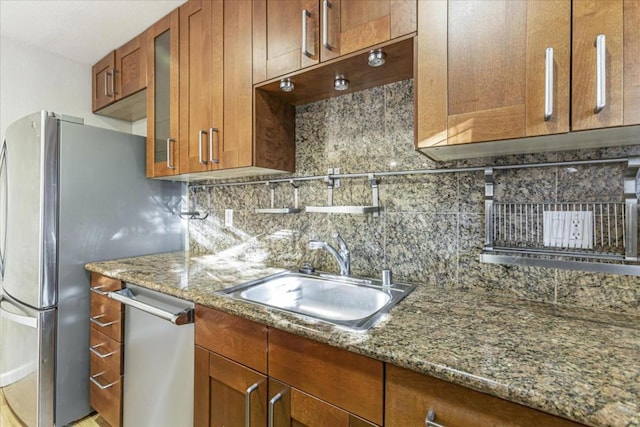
90,328 -> 123,375
89,370 -> 123,427
268,329 -> 384,425
90,273 -> 124,312
90,294 -> 123,342
385,365 -> 584,427
268,378 -> 378,427
195,305 -> 267,374
91,272 -> 124,292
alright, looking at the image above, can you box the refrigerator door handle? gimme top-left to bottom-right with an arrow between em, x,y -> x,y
0,140 -> 7,278
109,288 -> 194,325
0,301 -> 38,329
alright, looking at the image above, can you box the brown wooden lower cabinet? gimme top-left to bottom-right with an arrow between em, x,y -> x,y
194,305 -> 383,427
89,272 -> 125,427
195,305 -> 584,427
194,346 -> 267,426
385,364 -> 584,427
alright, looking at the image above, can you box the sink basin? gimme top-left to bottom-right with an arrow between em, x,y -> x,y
220,271 -> 415,330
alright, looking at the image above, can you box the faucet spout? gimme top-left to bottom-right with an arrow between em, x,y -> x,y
308,233 -> 351,276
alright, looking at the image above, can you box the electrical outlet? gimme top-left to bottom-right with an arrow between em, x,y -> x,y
543,211 -> 593,249
571,219 -> 583,240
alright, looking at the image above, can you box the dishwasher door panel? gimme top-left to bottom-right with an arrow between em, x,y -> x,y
122,290 -> 194,427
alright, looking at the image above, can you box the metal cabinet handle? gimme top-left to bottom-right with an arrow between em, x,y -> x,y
245,383 -> 259,427
595,34 -> 606,113
90,372 -> 118,390
90,343 -> 116,359
209,128 -> 219,164
105,69 -> 115,97
90,286 -> 108,296
166,138 -> 176,169
109,288 -> 194,325
268,392 -> 284,427
322,0 -> 332,50
425,409 -> 446,427
104,70 -> 109,96
544,47 -> 553,121
302,9 -> 312,57
89,314 -> 118,328
199,130 -> 208,165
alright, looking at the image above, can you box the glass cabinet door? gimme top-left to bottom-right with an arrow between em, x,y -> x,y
146,10 -> 179,178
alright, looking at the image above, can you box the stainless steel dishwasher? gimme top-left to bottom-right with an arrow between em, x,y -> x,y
109,283 -> 194,427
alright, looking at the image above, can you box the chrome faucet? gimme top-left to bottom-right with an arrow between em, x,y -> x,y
308,232 -> 351,276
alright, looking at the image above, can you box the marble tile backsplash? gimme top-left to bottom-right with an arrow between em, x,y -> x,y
189,79 -> 640,315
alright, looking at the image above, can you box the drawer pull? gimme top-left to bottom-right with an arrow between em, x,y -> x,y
90,286 -> 108,296
90,314 -> 119,328
268,391 -> 284,427
426,409 -> 446,427
90,343 -> 116,359
245,382 -> 259,427
90,372 -> 118,390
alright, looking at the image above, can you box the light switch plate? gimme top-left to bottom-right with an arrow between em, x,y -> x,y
543,211 -> 593,249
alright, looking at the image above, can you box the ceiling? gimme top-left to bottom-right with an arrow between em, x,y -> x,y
0,0 -> 186,65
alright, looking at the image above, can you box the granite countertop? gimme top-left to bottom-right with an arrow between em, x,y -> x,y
85,251 -> 640,427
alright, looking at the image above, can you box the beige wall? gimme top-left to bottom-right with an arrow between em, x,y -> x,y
0,37 -> 132,140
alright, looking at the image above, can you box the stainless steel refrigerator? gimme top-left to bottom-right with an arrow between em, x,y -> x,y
0,111 -> 185,426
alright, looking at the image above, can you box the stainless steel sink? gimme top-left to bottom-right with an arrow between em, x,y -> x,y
220,271 -> 415,330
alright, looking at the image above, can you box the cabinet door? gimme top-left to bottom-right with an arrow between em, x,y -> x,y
178,0 -> 223,174
254,0 -> 319,83
320,0 -> 416,61
269,379 -> 377,427
194,347 -> 267,427
572,0 -> 640,130
385,365 -> 583,427
146,10 -> 180,178
92,51 -> 116,112
115,33 -> 147,100
416,0 -> 570,148
220,0 -> 253,169
447,0 -> 570,145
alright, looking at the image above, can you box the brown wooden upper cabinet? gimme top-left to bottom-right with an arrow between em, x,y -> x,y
178,0 -> 223,175
147,0 -> 295,179
416,0 -> 571,149
253,0 -> 417,84
416,0 -> 640,154
572,0 -> 640,131
146,10 -> 180,178
92,32 -> 147,120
